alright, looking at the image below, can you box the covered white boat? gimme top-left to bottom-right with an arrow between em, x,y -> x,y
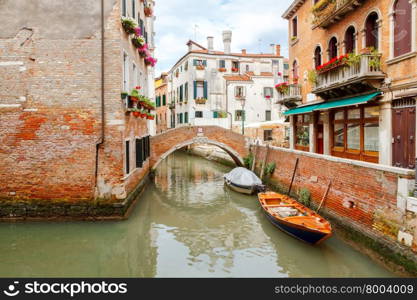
224,167 -> 264,195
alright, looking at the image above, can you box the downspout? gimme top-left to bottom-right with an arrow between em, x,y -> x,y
226,81 -> 232,130
94,0 -> 105,194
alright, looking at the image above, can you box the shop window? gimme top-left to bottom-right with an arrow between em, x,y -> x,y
331,106 -> 379,162
295,114 -> 310,151
264,130 -> 273,141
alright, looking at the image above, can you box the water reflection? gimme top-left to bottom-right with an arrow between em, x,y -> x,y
0,151 -> 394,277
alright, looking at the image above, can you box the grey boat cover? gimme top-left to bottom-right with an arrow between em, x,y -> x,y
224,167 -> 262,187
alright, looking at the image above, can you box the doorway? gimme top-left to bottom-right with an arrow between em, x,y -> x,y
316,124 -> 324,154
392,98 -> 416,169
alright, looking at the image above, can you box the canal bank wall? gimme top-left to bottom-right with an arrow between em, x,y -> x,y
188,143 -> 417,275
253,145 -> 417,276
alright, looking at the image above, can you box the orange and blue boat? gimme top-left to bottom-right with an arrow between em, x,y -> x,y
258,191 -> 332,245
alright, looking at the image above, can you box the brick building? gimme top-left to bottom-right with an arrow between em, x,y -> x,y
154,73 -> 169,133
0,0 -> 156,216
282,0 -> 417,169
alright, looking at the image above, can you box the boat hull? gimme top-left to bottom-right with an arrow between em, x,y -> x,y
264,211 -> 329,245
224,180 -> 255,195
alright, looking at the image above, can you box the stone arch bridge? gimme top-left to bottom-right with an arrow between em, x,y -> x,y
150,126 -> 250,170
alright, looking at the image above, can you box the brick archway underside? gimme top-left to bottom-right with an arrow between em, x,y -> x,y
150,126 -> 249,170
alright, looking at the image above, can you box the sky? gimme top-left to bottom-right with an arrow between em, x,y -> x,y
153,0 -> 293,75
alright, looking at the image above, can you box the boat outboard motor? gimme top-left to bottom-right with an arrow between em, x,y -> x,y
256,184 -> 267,193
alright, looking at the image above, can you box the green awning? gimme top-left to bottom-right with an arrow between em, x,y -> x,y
284,92 -> 381,116
283,103 -> 322,116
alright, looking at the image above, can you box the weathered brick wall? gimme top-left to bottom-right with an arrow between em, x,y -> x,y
150,126 -> 249,168
0,0 -> 153,205
254,145 -> 417,250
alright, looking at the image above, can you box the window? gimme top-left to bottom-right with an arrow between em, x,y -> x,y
135,138 -> 144,168
180,85 -> 183,101
194,81 -> 207,99
314,46 -> 322,68
184,82 -> 188,100
284,63 -> 289,70
365,12 -> 379,49
122,0 -> 127,17
328,37 -> 338,59
232,61 -> 239,72
132,0 -> 136,19
193,59 -> 206,67
125,140 -> 130,174
246,64 -> 250,72
132,63 -> 138,89
178,113 -> 183,124
295,114 -> 310,151
331,106 -> 379,162
264,87 -> 273,99
235,86 -> 246,98
265,110 -> 272,121
235,110 -> 245,121
344,26 -> 356,54
185,61 -> 189,70
394,0 -> 412,57
123,52 -> 129,92
292,16 -> 298,38
195,111 -> 203,118
162,94 -> 166,105
219,60 -> 226,68
264,130 -> 273,141
292,60 -> 299,80
184,112 -> 188,123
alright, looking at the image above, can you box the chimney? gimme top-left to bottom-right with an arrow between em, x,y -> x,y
222,30 -> 232,54
207,36 -> 214,51
241,49 -> 247,55
276,45 -> 281,56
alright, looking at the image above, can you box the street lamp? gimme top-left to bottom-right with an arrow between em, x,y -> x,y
240,98 -> 246,135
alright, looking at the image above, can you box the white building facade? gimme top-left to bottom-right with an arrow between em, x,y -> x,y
166,31 -> 287,133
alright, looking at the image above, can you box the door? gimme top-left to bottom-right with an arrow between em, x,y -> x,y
316,124 -> 324,154
392,102 -> 416,169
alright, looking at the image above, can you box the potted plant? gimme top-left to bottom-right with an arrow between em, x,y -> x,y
132,108 -> 141,118
138,44 -> 148,57
195,98 -> 207,104
144,5 -> 153,17
218,68 -> 227,72
231,67 -> 239,72
121,17 -> 138,35
130,87 -> 140,102
121,92 -> 128,100
275,82 -> 289,94
196,65 -> 205,70
132,36 -> 145,48
145,56 -> 157,67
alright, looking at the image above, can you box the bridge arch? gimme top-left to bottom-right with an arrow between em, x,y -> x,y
150,126 -> 249,171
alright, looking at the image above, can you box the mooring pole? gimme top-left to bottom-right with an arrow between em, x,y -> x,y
288,158 -> 299,196
260,144 -> 270,181
317,180 -> 331,212
251,141 -> 259,172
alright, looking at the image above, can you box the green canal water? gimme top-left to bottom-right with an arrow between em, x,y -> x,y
0,152 -> 394,277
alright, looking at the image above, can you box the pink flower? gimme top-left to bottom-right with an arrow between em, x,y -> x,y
134,27 -> 142,37
278,72 -> 282,76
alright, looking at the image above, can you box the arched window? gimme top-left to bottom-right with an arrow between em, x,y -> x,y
345,26 -> 356,54
394,0 -> 412,57
314,46 -> 322,68
328,37 -> 338,59
365,12 -> 379,49
293,60 -> 299,79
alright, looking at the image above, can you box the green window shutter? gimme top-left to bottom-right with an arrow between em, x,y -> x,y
185,112 -> 188,123
213,111 -> 218,118
180,85 -> 183,101
203,60 -> 207,66
163,95 -> 166,105
193,81 -> 197,99
185,82 -> 188,100
203,81 -> 208,98
193,59 -> 198,66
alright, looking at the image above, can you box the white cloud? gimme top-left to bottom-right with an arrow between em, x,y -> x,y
153,0 -> 293,75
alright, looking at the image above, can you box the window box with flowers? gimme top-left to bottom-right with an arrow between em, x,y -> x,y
138,44 -> 148,57
315,54 -> 348,74
231,67 -> 239,73
121,17 -> 138,35
275,82 -> 289,95
195,98 -> 207,105
196,65 -> 205,70
144,5 -> 153,17
218,68 -> 227,72
131,36 -> 145,48
144,56 -> 157,67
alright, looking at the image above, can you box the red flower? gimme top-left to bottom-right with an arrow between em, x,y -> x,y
136,86 -> 141,90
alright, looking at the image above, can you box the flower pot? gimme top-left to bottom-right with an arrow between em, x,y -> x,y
133,111 -> 140,117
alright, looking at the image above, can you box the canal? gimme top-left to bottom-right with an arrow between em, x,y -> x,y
0,151 -> 394,277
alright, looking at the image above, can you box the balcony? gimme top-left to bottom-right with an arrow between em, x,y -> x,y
276,84 -> 302,108
313,0 -> 364,28
312,54 -> 385,99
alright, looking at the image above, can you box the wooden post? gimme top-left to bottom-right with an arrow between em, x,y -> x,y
251,141 -> 259,172
260,144 -> 270,180
317,181 -> 331,212
287,158 -> 299,196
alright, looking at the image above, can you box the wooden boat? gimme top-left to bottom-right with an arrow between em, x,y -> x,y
258,191 -> 332,245
224,167 -> 264,195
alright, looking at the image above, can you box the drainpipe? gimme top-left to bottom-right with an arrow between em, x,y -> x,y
94,0 -> 105,192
